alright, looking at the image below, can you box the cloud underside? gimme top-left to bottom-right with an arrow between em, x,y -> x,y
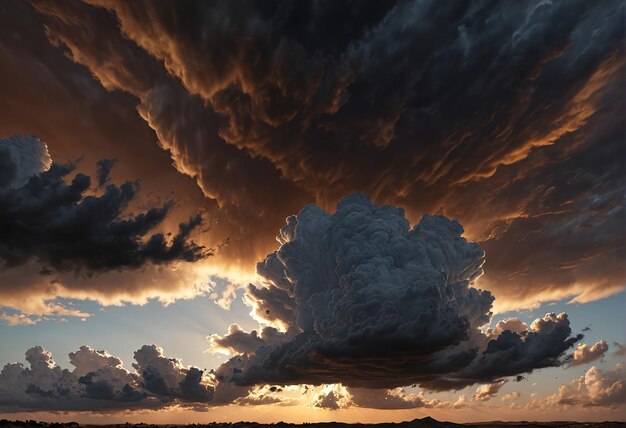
0,0 -> 619,310
3,195 -> 613,413
3,344 -> 623,413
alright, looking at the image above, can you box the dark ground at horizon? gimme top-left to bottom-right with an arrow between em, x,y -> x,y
1,418 -> 624,428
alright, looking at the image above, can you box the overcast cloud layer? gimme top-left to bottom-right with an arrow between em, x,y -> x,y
0,0 -> 617,311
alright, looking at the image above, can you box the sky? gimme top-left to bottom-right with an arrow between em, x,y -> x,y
0,0 -> 624,423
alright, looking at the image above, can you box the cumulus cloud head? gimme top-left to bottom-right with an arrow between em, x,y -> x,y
208,194 -> 581,390
312,385 -> 351,410
207,324 -> 288,356
0,344 -> 213,412
0,135 -> 51,189
568,340 -> 609,367
554,364 -> 626,407
473,380 -> 507,402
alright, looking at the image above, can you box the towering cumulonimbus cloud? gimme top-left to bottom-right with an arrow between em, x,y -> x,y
20,0 -> 625,311
0,135 -> 209,273
0,345 -> 214,411
210,194 -> 582,391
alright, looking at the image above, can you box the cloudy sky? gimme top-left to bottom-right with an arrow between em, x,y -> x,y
0,0 -> 624,423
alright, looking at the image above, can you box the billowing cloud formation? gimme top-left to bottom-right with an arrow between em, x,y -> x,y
473,380 -> 507,402
132,345 -> 213,403
0,345 -> 213,412
551,364 -> 626,407
486,319 -> 529,338
0,135 -> 51,188
207,324 -> 288,356
568,340 -> 609,367
312,385 -> 351,410
212,194 -> 581,391
21,0 -> 625,311
0,135 -> 208,273
346,387 -> 446,410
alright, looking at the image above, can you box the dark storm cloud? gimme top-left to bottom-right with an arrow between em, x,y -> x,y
95,158 -> 116,187
132,345 -> 213,403
0,135 -> 208,273
0,345 -> 213,412
0,0 -> 221,311
26,0 -> 310,262
472,85 -> 626,308
209,195 -> 581,391
26,0 -> 625,309
136,81 -> 309,257
82,0 -> 623,193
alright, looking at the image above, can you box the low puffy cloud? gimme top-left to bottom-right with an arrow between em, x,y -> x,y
452,394 -> 468,409
613,342 -> 626,357
207,324 -> 288,356
568,340 -> 609,367
551,364 -> 626,407
212,194 -> 580,391
312,385 -> 351,410
347,387 -> 447,410
0,345 -> 214,412
500,391 -> 521,407
473,380 -> 507,402
0,311 -> 39,326
132,345 -> 213,403
230,384 -> 300,407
